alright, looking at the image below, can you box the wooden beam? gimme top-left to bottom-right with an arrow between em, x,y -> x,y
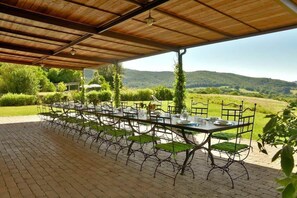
100,31 -> 178,51
0,3 -> 97,33
125,0 -> 232,38
0,1 -> 176,51
193,0 -> 260,31
0,26 -> 142,56
0,42 -> 114,63
0,51 -> 99,67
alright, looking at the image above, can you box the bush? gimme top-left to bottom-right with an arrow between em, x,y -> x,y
40,78 -> 56,92
121,90 -> 137,101
57,82 -> 67,92
120,89 -> 153,101
70,91 -> 82,103
98,90 -> 112,102
153,86 -> 173,100
42,93 -> 64,104
0,93 -> 37,106
137,89 -> 153,101
86,91 -> 100,105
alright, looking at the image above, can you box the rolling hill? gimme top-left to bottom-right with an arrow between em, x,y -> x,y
122,69 -> 297,94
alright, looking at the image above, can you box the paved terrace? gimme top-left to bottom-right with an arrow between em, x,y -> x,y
0,116 -> 281,198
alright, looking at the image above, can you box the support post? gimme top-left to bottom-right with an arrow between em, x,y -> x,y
173,49 -> 187,113
113,62 -> 121,108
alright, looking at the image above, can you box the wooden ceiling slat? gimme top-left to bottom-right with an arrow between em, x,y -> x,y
0,42 -> 114,63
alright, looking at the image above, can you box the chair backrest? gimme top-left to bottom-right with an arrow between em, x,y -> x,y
233,104 -> 257,159
236,104 -> 256,141
221,100 -> 243,121
149,107 -> 171,124
190,99 -> 209,117
167,104 -> 177,114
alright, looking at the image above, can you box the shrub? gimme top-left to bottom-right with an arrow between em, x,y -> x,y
70,91 -> 82,103
137,89 -> 153,101
153,86 -> 173,100
42,93 -> 64,104
86,91 -> 99,105
57,82 -> 67,92
120,89 -> 153,101
40,79 -> 56,92
121,90 -> 137,101
98,90 -> 112,102
0,93 -> 36,106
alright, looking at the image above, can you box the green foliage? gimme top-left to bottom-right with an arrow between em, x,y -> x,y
39,76 -> 56,92
98,90 -> 112,102
88,71 -> 110,91
173,62 -> 186,113
70,91 -> 82,103
113,65 -> 121,107
4,67 -> 39,94
0,93 -> 36,106
42,93 -> 64,104
137,89 -> 153,101
258,102 -> 297,197
120,89 -> 153,101
57,82 -> 67,92
97,64 -> 123,88
86,91 -> 100,106
0,63 -> 57,94
153,86 -> 173,100
47,68 -> 81,83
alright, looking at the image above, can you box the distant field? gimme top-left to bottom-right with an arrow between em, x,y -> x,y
291,89 -> 297,95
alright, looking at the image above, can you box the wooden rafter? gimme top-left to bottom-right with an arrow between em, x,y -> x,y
0,42 -> 114,63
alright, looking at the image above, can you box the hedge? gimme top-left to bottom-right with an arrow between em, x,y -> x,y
0,93 -> 37,106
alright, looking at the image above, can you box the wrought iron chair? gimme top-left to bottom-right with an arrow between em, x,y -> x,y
211,101 -> 243,141
190,99 -> 209,118
153,116 -> 195,186
207,104 -> 256,188
125,108 -> 168,170
96,107 -> 133,160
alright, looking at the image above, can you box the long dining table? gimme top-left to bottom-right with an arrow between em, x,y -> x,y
49,102 -> 247,174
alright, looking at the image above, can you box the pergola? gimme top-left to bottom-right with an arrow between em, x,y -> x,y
0,0 -> 297,70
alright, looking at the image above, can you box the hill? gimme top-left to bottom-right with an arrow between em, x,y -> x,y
122,69 -> 297,94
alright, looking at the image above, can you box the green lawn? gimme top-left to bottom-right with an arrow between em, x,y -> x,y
0,105 -> 39,116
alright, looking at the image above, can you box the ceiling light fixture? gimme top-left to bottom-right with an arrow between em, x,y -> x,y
70,47 -> 76,56
145,10 -> 155,26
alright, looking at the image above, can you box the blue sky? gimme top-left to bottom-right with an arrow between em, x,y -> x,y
123,29 -> 297,82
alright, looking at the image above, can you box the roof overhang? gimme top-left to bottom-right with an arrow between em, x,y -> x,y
0,0 -> 297,69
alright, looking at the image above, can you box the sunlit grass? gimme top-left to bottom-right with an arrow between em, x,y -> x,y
0,105 -> 38,116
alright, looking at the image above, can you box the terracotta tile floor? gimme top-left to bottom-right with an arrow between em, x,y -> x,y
0,117 -> 281,197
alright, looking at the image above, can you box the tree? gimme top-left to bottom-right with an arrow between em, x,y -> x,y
258,102 -> 297,198
89,71 -> 110,91
97,64 -> 123,88
113,64 -> 121,107
173,61 -> 186,113
5,67 -> 39,94
47,68 -> 81,83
